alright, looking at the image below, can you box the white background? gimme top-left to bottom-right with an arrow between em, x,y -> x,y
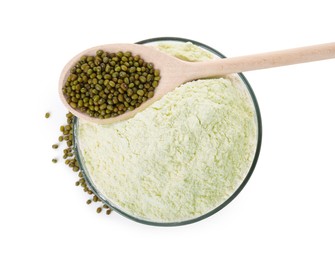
1,0 -> 334,259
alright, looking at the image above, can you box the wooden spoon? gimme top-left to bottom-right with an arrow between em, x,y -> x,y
59,42 -> 335,124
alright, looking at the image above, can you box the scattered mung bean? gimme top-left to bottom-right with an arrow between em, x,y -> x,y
93,195 -> 99,202
52,111 -> 114,216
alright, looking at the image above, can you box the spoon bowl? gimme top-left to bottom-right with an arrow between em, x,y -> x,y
59,42 -> 335,124
59,43 -> 184,124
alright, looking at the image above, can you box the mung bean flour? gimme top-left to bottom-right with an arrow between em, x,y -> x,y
77,42 -> 258,223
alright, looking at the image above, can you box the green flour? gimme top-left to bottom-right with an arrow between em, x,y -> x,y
77,43 -> 257,223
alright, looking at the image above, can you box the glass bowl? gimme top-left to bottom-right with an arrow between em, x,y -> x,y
73,37 -> 262,226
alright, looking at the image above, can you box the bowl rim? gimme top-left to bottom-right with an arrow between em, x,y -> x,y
73,36 -> 262,226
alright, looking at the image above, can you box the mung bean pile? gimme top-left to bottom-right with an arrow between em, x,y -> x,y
62,50 -> 160,119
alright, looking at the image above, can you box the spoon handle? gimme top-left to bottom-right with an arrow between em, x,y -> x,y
189,42 -> 335,77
